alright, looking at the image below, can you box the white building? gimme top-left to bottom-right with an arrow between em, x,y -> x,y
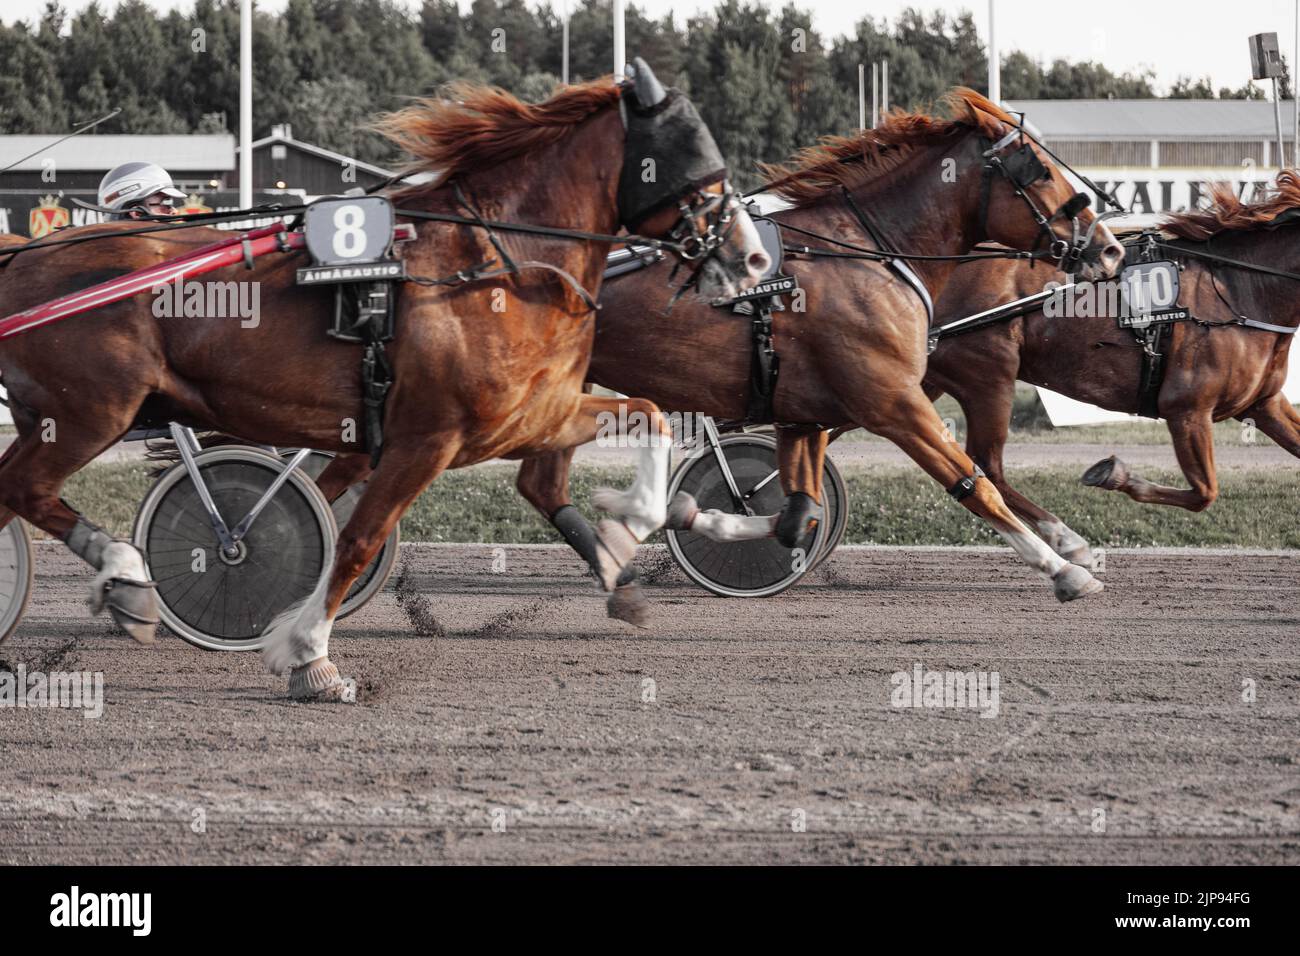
1005,99 -> 1300,421
1007,98 -> 1298,226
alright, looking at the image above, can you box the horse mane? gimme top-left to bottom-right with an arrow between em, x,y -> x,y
1160,169 -> 1300,240
758,88 -> 1016,207
377,77 -> 623,199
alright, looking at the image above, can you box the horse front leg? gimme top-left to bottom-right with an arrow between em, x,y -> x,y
955,386 -> 1096,568
1081,410 -> 1219,511
314,452 -> 374,504
261,439 -> 459,699
859,387 -> 1101,603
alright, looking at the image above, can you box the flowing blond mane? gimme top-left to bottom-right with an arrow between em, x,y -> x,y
758,88 -> 1017,207
375,78 -> 623,198
1161,169 -> 1300,240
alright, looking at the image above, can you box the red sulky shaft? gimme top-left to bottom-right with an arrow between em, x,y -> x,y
0,223 -> 304,341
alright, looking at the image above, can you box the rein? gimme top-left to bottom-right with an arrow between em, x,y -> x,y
1150,238 -> 1300,284
778,218 -> 1054,265
928,231 -> 1300,345
1153,238 -> 1300,336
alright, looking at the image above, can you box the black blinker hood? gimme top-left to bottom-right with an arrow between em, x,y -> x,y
618,87 -> 727,230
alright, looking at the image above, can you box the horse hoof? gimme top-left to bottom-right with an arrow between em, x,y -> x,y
664,491 -> 699,531
288,657 -> 348,702
105,579 -> 160,645
594,519 -> 639,590
1081,455 -> 1129,490
1052,563 -> 1104,602
607,583 -> 651,628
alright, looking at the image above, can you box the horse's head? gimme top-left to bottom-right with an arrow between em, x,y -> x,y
617,59 -> 770,299
959,92 -> 1123,281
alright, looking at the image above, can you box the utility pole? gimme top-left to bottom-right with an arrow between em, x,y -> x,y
872,62 -> 879,129
988,0 -> 1000,102
613,0 -> 625,76
858,63 -> 866,130
239,0 -> 251,208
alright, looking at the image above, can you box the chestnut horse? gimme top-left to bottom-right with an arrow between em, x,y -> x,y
0,67 -> 769,698
912,173 -> 1300,567
503,90 -> 1124,607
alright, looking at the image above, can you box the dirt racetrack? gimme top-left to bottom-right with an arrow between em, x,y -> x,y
2,542 -> 1298,865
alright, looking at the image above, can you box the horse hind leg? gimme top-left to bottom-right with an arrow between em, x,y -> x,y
1081,411 -> 1219,512
664,426 -> 826,547
530,395 -> 683,627
0,415 -> 159,642
1240,391 -> 1300,458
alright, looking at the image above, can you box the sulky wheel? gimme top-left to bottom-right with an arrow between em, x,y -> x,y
0,519 -> 35,644
284,450 -> 399,619
665,432 -> 837,598
133,446 -> 337,651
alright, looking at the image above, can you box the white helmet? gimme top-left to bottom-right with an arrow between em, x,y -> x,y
97,162 -> 187,217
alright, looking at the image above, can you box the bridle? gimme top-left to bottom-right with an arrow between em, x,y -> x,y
659,181 -> 746,302
668,183 -> 739,262
978,125 -> 1102,274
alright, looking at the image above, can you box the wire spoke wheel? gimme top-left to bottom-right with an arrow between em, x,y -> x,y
287,451 -> 399,619
134,447 -> 336,651
0,520 -> 35,644
665,433 -> 842,598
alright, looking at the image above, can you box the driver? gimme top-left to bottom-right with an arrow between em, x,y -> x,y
97,162 -> 187,220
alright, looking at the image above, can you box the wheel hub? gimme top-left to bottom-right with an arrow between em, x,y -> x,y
218,540 -> 248,566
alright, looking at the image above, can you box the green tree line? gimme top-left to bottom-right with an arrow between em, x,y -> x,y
0,0 -> 1276,187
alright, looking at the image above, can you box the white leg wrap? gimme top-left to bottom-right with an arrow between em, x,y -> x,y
261,571 -> 335,674
687,509 -> 779,543
592,435 -> 669,541
88,542 -> 149,613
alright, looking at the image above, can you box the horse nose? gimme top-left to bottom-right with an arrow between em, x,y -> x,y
747,249 -> 771,280
1099,240 -> 1124,277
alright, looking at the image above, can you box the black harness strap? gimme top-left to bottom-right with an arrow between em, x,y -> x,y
452,181 -> 518,275
1136,322 -> 1170,420
746,299 -> 779,424
361,335 -> 394,467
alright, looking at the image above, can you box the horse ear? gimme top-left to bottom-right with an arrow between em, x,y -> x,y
627,57 -> 666,108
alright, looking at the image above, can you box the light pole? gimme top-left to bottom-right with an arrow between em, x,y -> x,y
1249,32 -> 1286,169
988,0 -> 1000,103
858,63 -> 866,130
239,0 -> 252,208
613,0 -> 625,76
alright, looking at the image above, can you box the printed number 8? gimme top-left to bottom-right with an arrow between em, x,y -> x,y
332,204 -> 367,259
